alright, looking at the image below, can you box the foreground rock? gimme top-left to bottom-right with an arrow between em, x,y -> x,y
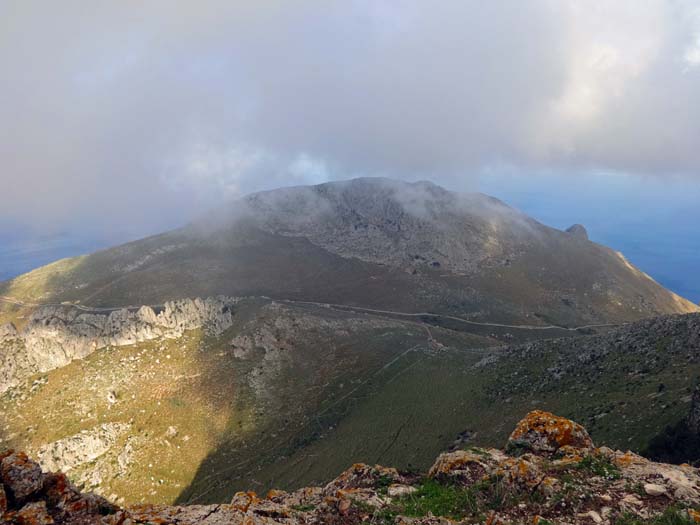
4,411 -> 700,524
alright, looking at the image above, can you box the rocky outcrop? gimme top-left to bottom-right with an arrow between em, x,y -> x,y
507,410 -> 594,453
566,223 -> 589,240
243,178 -> 535,274
0,297 -> 238,393
0,450 -> 118,524
33,423 -> 130,474
485,312 -> 700,394
4,411 -> 700,524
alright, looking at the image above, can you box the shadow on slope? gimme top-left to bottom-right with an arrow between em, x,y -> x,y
175,304 -> 502,504
174,312 -> 700,504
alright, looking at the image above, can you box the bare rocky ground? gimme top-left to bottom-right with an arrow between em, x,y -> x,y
3,411 -> 700,524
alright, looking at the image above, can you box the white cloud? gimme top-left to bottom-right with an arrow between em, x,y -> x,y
0,0 -> 699,233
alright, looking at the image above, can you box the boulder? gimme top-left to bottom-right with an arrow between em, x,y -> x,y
428,449 -> 505,485
507,410 -> 593,454
1,452 -> 44,503
16,501 -> 54,524
323,463 -> 407,495
387,484 -> 417,497
644,483 -> 667,496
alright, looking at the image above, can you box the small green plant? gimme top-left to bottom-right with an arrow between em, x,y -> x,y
477,475 -> 513,511
505,439 -> 533,457
290,504 -> 315,512
577,455 -> 621,480
374,474 -> 394,495
614,506 -> 694,525
396,479 -> 478,519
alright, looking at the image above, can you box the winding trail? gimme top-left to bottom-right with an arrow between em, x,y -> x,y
274,299 -> 622,332
0,294 -> 621,332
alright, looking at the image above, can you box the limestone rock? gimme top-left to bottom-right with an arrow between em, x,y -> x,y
428,449 -> 505,485
33,423 -> 130,474
387,484 -> 417,497
644,483 -> 667,496
323,463 -> 408,495
507,410 -> 594,454
0,296 -> 239,393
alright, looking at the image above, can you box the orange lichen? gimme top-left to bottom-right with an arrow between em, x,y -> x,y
614,452 -> 639,468
509,410 -> 593,452
266,489 -> 287,500
428,451 -> 488,477
230,491 -> 259,512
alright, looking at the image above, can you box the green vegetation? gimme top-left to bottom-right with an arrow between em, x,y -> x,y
577,455 -> 622,480
373,474 -> 395,496
354,478 -> 483,523
397,479 -> 478,519
360,474 -> 546,523
614,507 -> 695,525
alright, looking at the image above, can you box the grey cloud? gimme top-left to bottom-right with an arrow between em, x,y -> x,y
1,0 -> 699,234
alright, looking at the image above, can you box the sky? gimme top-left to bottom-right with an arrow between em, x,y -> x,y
1,1 -> 699,301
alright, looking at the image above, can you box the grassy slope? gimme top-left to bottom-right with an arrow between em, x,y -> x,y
0,299 -> 497,504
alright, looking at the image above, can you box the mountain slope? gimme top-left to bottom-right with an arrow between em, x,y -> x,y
1,296 -> 698,505
179,311 -> 700,504
0,297 -> 497,504
0,178 -> 696,329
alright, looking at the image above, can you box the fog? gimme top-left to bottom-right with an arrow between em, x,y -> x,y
1,0 -> 700,236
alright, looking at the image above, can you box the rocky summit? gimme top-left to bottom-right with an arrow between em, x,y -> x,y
3,411 -> 700,525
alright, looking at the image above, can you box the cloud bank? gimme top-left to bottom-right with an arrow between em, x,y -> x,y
1,0 -> 699,233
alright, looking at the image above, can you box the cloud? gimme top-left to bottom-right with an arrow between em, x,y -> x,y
1,0 -> 699,234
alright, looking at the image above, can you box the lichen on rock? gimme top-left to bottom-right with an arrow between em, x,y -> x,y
3,412 -> 700,524
507,409 -> 594,454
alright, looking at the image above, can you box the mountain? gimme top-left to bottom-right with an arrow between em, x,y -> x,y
4,411 -> 700,525
0,178 -> 696,330
1,178 -> 699,507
